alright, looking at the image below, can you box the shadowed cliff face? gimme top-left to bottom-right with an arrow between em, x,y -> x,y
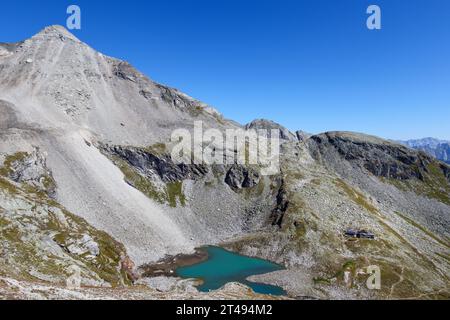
0,26 -> 236,146
441,164 -> 450,182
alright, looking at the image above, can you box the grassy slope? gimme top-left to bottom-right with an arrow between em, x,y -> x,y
0,153 -> 132,287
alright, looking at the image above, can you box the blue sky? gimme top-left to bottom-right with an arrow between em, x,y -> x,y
1,0 -> 449,140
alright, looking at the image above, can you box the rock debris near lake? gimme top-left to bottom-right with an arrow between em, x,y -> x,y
0,26 -> 449,300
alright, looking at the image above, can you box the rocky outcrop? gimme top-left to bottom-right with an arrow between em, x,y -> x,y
0,169 -> 132,287
104,144 -> 264,193
156,84 -> 198,110
309,131 -> 435,181
295,130 -> 311,142
0,100 -> 18,130
0,148 -> 56,197
113,61 -> 139,82
440,163 -> 450,183
434,143 -> 450,164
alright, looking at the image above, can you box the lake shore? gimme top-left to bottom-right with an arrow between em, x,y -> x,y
139,247 -> 209,278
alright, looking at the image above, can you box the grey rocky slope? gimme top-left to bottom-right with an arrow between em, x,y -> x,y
1,26 -> 449,299
400,138 -> 450,164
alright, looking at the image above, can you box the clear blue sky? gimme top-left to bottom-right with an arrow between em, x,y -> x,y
1,0 -> 449,140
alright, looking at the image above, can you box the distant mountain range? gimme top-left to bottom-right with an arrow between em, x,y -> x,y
399,138 -> 450,164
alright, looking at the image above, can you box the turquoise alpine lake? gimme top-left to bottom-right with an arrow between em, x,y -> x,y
175,246 -> 286,296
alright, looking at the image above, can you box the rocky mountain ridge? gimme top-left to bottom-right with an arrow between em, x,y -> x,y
399,138 -> 450,164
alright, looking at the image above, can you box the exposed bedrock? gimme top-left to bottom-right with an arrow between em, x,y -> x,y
308,131 -> 450,181
101,144 -> 209,183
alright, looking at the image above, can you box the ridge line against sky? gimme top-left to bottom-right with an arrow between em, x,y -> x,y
0,0 -> 449,140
